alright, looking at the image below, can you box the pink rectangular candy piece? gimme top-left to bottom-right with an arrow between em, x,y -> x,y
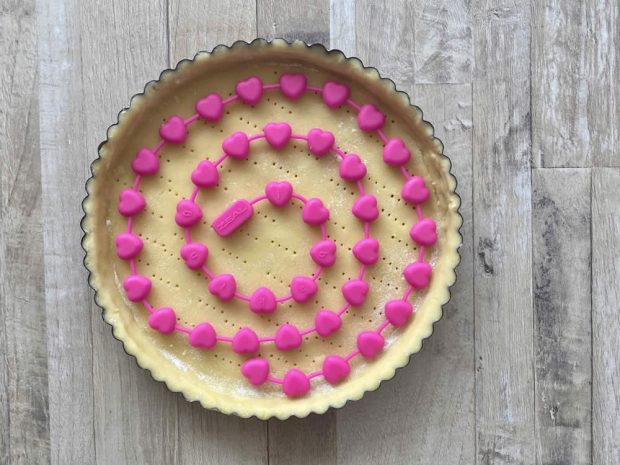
212,199 -> 254,237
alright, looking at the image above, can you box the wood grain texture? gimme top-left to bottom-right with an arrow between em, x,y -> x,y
0,1 -> 49,465
592,168 -> 620,465
532,169 -> 591,465
329,0 -> 355,57
472,0 -> 535,463
257,0 -> 329,44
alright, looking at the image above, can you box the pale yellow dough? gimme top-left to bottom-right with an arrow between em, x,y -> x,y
82,40 -> 462,419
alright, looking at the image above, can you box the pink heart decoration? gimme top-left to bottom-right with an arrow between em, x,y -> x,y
275,324 -> 302,351
352,237 -> 379,265
208,274 -> 237,301
403,261 -> 432,289
307,128 -> 335,156
290,276 -> 318,303
339,154 -> 367,182
385,300 -> 413,327
191,160 -> 219,188
175,200 -> 203,227
410,218 -> 437,246
222,131 -> 250,160
402,176 -> 430,204
249,287 -> 277,314
195,93 -> 224,122
302,198 -> 330,225
122,274 -> 152,302
383,138 -> 411,166
241,358 -> 270,386
189,322 -> 217,349
115,232 -> 143,260
232,327 -> 260,354
118,188 -> 146,217
322,355 -> 350,384
342,279 -> 369,306
131,148 -> 160,176
352,194 -> 379,222
235,76 -> 263,105
264,122 -> 292,149
310,239 -> 337,267
282,369 -> 310,398
315,310 -> 342,338
322,81 -> 350,108
357,103 -> 385,132
265,181 -> 293,207
180,242 -> 209,270
159,116 -> 187,144
148,307 -> 177,335
357,331 -> 384,359
279,73 -> 307,99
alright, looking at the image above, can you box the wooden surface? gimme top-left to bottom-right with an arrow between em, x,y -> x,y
0,0 -> 618,464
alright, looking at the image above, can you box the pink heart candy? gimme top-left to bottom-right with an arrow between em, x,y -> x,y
115,232 -> 143,260
175,200 -> 203,227
282,369 -> 310,398
352,237 -> 379,265
131,148 -> 160,176
241,357 -> 270,386
222,131 -> 250,160
383,138 -> 411,166
357,331 -> 384,359
403,261 -> 432,289
279,73 -> 307,99
195,93 -> 223,122
339,154 -> 367,182
310,239 -> 337,267
148,307 -> 177,335
315,310 -> 342,337
290,276 -> 318,303
265,181 -> 293,207
302,198 -> 330,225
159,115 -> 187,144
357,103 -> 385,132
264,122 -> 292,149
322,355 -> 350,385
208,274 -> 237,301
232,327 -> 260,354
322,81 -> 350,108
118,188 -> 146,217
235,76 -> 263,105
342,279 -> 369,306
410,218 -> 437,246
249,287 -> 277,314
352,194 -> 379,222
122,274 -> 151,302
275,324 -> 302,351
307,128 -> 335,156
385,300 -> 413,327
402,176 -> 430,204
180,242 -> 209,270
191,160 -> 219,188
189,322 -> 217,349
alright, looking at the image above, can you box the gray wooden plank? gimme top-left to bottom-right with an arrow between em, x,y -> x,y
167,3 -> 269,465
37,0 -> 96,463
329,0 -> 355,56
472,0 -> 535,463
168,0 -> 257,64
355,0 -> 415,86
337,82 -> 475,465
414,0 -> 472,84
532,168 -> 591,465
0,1 -> 49,465
592,168 -> 620,465
257,0 -> 329,44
